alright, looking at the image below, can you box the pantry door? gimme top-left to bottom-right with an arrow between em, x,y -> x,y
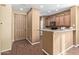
14,14 -> 26,41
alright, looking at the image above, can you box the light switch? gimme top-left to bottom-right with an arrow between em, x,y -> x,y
0,21 -> 3,24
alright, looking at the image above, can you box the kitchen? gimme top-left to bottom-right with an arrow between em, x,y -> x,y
40,6 -> 79,55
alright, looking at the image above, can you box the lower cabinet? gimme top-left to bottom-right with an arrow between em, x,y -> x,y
42,31 -> 73,55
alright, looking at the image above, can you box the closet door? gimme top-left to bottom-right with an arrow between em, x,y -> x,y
14,14 -> 26,41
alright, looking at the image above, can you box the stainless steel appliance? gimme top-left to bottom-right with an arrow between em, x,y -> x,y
50,21 -> 57,29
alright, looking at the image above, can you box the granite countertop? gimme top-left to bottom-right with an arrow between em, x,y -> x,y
40,28 -> 76,32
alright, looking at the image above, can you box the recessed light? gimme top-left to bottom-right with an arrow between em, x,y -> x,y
56,9 -> 58,11
48,10 -> 51,13
20,8 -> 23,11
40,5 -> 44,8
57,5 -> 60,7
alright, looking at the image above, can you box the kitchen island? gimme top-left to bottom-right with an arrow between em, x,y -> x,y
41,28 -> 75,55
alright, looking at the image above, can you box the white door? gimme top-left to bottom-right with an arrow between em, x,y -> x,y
0,5 -> 12,52
14,14 -> 26,41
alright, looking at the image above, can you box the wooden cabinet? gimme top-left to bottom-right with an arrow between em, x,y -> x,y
59,15 -> 64,26
44,11 -> 71,27
64,14 -> 71,27
27,8 -> 40,43
56,16 -> 60,26
45,17 -> 51,27
55,12 -> 70,27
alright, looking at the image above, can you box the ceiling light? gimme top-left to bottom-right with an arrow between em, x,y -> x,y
20,8 -> 23,11
48,10 -> 51,13
40,5 -> 44,8
56,9 -> 58,11
57,5 -> 60,7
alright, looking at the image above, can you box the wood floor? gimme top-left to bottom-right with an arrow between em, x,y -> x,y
1,39 -> 44,55
1,39 -> 79,55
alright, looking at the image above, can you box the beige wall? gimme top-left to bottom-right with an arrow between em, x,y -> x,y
70,6 -> 76,28
0,5 -> 12,51
32,8 -> 40,42
27,10 -> 32,42
76,7 -> 79,44
27,8 -> 40,43
70,6 -> 79,45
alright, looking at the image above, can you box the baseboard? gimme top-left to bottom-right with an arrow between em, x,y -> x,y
42,45 -> 74,55
26,38 -> 40,45
0,48 -> 11,53
42,49 -> 50,55
15,37 -> 26,41
74,44 -> 79,47
58,45 -> 74,55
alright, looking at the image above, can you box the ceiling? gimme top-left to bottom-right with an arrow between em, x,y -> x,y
12,4 -> 73,16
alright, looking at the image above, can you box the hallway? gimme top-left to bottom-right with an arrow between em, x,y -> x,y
1,39 -> 43,55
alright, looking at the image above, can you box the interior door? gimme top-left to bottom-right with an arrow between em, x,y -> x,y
0,5 -> 12,51
14,14 -> 26,41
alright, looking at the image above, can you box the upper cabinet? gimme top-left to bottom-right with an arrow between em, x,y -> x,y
56,15 -> 60,26
44,17 -> 51,27
59,15 -> 64,26
44,10 -> 71,28
64,12 -> 71,27
55,11 -> 71,27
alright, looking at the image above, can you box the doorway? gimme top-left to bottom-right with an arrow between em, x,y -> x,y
14,14 -> 26,41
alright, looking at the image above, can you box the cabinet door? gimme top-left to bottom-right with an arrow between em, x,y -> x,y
59,15 -> 64,26
45,18 -> 48,26
56,16 -> 60,26
64,14 -> 70,27
50,16 -> 56,22
45,18 -> 50,27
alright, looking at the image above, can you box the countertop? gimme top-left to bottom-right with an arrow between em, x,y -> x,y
40,28 -> 76,32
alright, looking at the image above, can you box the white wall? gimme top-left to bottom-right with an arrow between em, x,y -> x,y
0,5 -> 12,52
